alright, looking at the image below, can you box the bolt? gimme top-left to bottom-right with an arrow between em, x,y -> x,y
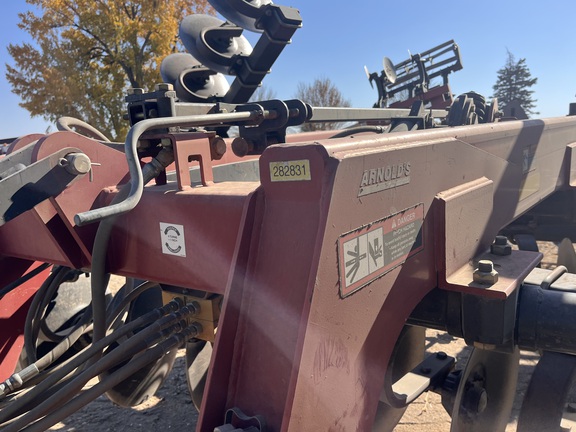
462,386 -> 488,414
155,83 -> 173,91
60,153 -> 92,175
491,235 -> 512,256
231,137 -> 253,157
436,352 -> 448,360
478,260 -> 493,272
210,136 -> 227,160
473,259 -> 499,285
128,88 -> 143,95
494,236 -> 507,245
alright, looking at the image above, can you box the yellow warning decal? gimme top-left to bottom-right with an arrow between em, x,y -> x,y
270,159 -> 311,182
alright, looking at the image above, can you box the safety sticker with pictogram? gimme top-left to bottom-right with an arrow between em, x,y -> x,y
337,204 -> 424,297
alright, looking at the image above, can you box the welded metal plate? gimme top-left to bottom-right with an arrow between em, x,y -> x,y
337,204 -> 424,297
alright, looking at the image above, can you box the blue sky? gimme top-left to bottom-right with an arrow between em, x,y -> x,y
1,1 -> 576,139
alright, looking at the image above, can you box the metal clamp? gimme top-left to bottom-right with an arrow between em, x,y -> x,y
214,407 -> 266,432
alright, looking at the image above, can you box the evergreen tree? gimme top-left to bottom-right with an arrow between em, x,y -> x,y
492,50 -> 538,117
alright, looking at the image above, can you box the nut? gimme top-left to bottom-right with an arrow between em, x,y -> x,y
155,83 -> 174,91
490,235 -> 512,256
210,136 -> 227,160
473,259 -> 499,285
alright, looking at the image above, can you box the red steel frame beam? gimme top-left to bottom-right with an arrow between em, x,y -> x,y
1,116 -> 576,429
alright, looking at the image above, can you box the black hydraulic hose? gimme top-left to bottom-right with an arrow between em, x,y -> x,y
1,304 -> 198,431
329,125 -> 386,139
21,323 -> 201,432
0,301 -> 180,420
105,280 -> 159,329
88,148 -> 175,352
0,325 -> 176,432
2,296 -> 181,414
0,263 -> 51,300
23,266 -> 69,363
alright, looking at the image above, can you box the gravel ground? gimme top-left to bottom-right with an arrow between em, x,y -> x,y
45,241 -> 571,432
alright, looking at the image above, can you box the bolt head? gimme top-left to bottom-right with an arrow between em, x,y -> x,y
494,235 -> 508,245
477,260 -> 494,272
473,260 -> 499,285
436,351 -> 448,360
210,136 -> 227,160
62,153 -> 91,175
491,236 -> 512,256
463,386 -> 488,414
155,83 -> 173,91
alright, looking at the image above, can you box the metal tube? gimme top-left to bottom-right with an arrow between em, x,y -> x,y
309,106 -> 447,123
74,111 -> 257,226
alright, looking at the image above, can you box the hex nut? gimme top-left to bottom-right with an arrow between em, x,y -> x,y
155,83 -> 174,91
491,235 -> 512,256
473,260 -> 499,285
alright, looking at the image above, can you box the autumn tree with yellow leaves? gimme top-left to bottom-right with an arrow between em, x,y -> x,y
7,0 -> 213,140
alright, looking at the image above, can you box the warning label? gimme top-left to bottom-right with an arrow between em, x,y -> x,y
337,204 -> 424,297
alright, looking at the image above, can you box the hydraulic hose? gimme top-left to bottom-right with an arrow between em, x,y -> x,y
87,147 -> 175,351
1,303 -> 198,431
105,280 -> 160,329
0,300 -> 183,422
23,266 -> 69,363
329,125 -> 386,138
21,323 -> 201,432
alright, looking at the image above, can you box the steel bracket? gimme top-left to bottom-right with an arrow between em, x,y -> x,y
390,351 -> 455,407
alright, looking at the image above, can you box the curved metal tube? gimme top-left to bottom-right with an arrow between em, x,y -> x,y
56,117 -> 110,142
74,110 -> 257,226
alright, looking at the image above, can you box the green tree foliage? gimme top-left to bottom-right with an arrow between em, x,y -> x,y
492,50 -> 538,117
294,77 -> 351,131
6,0 -> 213,140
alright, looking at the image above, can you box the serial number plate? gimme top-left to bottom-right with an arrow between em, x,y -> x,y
269,160 -> 311,182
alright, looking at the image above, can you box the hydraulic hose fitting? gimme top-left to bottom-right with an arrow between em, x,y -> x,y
0,364 -> 40,399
